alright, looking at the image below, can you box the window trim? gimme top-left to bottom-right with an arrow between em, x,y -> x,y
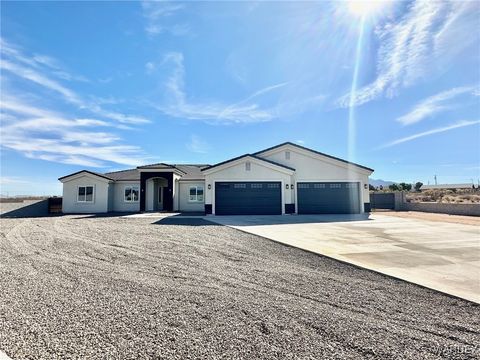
188,185 -> 204,203
77,185 -> 95,203
124,185 -> 140,203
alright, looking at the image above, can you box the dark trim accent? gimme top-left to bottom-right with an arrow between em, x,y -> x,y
140,172 -> 174,212
204,204 -> 212,214
58,170 -> 113,181
253,142 -> 374,172
285,204 -> 295,214
201,154 -> 295,172
364,203 -> 371,213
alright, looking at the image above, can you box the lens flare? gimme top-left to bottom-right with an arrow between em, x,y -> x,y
347,16 -> 366,166
348,0 -> 390,17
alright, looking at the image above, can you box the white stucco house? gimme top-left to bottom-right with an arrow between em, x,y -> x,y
59,142 -> 374,215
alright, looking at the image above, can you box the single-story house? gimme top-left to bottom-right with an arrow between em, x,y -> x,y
59,142 -> 374,215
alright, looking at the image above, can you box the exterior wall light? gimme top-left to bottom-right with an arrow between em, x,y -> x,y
208,184 -> 211,190
364,184 -> 368,189
291,184 -> 294,189
286,184 -> 290,189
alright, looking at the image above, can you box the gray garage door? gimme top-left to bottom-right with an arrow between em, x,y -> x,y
215,182 -> 281,215
297,182 -> 360,214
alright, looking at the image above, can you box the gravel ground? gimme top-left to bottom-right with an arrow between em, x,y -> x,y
0,215 -> 478,359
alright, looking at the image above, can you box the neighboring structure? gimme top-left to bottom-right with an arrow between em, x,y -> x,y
59,142 -> 374,215
420,184 -> 475,190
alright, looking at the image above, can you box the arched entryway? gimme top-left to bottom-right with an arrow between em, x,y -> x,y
145,177 -> 168,211
140,172 -> 174,212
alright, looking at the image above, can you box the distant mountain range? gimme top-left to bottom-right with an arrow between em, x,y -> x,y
369,178 -> 395,188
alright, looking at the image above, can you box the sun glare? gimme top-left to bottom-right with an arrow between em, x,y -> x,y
347,0 -> 390,17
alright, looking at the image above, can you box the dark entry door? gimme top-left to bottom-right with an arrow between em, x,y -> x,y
215,182 -> 281,215
297,182 -> 360,214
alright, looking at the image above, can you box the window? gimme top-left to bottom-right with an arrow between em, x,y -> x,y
330,183 -> 341,189
189,186 -> 204,202
78,186 -> 94,202
298,183 -> 310,189
251,183 -> 263,189
234,183 -> 246,189
124,186 -> 139,202
345,183 -> 357,189
245,162 -> 251,171
314,183 -> 326,189
285,151 -> 290,160
267,183 -> 279,189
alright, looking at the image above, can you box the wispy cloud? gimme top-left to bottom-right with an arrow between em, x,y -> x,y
152,52 -> 285,124
1,38 -> 150,124
337,1 -> 480,107
141,1 -> 190,36
397,86 -> 478,125
186,135 -> 210,154
1,38 -> 149,167
378,120 -> 480,149
0,96 -> 147,167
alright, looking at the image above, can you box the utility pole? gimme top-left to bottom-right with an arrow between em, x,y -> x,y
434,175 -> 437,185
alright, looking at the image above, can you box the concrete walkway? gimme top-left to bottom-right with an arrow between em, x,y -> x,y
207,213 -> 480,303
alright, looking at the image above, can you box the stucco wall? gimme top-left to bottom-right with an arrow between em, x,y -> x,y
0,199 -> 49,217
403,202 -> 480,216
62,175 -> 110,213
204,159 -> 293,214
259,147 -> 371,209
178,181 -> 205,212
111,182 -> 140,212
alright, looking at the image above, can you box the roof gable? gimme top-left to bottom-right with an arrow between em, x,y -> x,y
58,170 -> 113,183
202,154 -> 295,174
254,142 -> 374,172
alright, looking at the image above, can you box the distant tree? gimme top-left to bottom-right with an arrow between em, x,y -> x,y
414,182 -> 423,191
399,182 -> 412,191
388,184 -> 400,191
369,184 -> 376,191
379,185 -> 383,190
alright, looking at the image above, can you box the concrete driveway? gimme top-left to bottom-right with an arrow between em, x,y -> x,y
207,213 -> 480,303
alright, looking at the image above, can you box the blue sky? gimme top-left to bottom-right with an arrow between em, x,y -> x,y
1,0 -> 479,195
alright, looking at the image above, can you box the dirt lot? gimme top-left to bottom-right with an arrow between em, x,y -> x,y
373,210 -> 480,226
1,215 -> 479,359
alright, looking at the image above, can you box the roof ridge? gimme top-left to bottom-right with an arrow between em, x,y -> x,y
202,153 -> 295,172
104,168 -> 138,175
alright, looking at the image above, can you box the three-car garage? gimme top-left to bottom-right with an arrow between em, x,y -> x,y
201,143 -> 373,216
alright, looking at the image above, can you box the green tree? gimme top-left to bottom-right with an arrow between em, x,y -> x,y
399,182 -> 412,191
369,184 -> 376,191
414,182 -> 423,191
388,184 -> 400,191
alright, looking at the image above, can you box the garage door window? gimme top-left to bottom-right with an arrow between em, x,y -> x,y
330,184 -> 341,189
189,186 -> 204,202
267,183 -> 279,189
314,184 -> 325,189
234,184 -> 246,189
78,186 -> 94,202
298,183 -> 310,189
251,183 -> 263,189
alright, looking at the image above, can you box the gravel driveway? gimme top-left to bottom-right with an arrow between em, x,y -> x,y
1,215 -> 478,359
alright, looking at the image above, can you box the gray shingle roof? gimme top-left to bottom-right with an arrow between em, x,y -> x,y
102,164 -> 209,182
104,169 -> 140,181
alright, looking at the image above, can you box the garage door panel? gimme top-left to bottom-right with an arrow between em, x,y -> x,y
298,182 -> 360,214
215,182 -> 281,215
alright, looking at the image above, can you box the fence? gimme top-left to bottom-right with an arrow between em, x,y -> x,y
0,197 -> 62,217
370,191 -> 480,217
